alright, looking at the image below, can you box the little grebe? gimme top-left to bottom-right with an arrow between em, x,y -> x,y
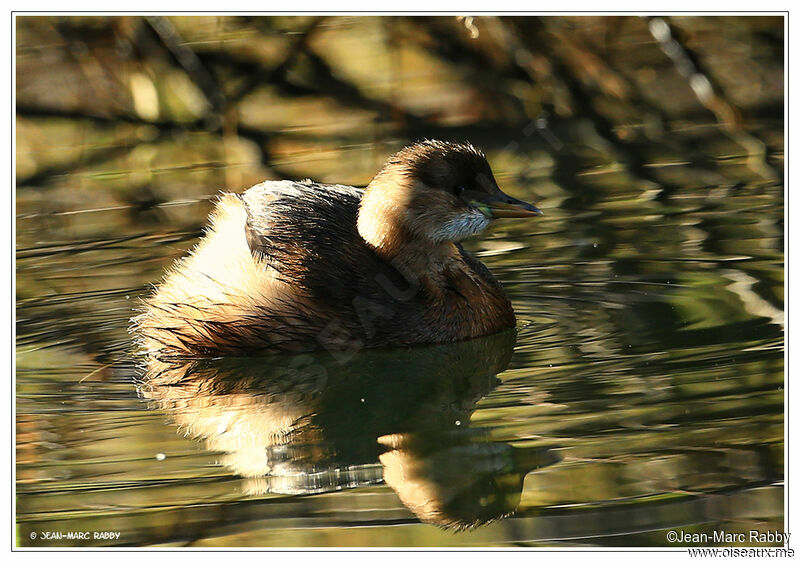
133,140 -> 542,357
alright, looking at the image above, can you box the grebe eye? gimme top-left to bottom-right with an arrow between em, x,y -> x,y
455,185 -> 466,195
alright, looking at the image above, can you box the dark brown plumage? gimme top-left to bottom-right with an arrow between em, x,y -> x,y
132,140 -> 542,358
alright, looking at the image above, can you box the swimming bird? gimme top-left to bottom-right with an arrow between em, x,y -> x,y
133,140 -> 542,357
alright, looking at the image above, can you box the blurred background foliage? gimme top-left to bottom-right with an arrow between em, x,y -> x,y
16,15 -> 783,547
16,16 -> 783,204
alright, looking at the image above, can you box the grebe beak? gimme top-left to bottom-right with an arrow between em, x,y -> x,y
486,196 -> 543,218
472,192 -> 543,218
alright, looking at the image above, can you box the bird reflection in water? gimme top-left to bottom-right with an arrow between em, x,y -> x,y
138,330 -> 560,530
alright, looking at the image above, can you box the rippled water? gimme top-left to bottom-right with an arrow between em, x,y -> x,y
16,15 -> 783,548
15,172 -> 784,546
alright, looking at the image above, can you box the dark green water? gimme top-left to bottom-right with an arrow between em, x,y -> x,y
16,15 -> 783,547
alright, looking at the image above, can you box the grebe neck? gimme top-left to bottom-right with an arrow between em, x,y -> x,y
357,179 -> 461,283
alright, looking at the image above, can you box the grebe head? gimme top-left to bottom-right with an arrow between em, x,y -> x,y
358,140 -> 542,251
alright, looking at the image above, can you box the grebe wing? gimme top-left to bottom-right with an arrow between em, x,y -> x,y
240,180 -> 364,261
